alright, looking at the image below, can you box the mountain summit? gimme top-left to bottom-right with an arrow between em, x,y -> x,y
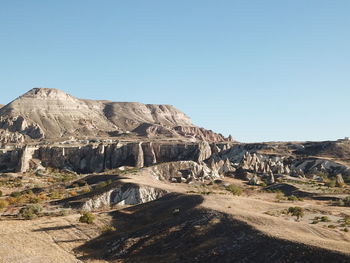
0,88 -> 230,142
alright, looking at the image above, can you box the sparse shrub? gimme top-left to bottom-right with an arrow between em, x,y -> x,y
328,224 -> 336,229
100,224 -> 116,233
6,197 -> 18,205
275,191 -> 285,202
288,206 -> 304,221
344,227 -> 349,232
96,179 -> 113,189
343,196 -> 350,207
287,195 -> 299,201
225,184 -> 243,196
0,190 -> 2,197
0,200 -> 8,210
18,204 -> 43,220
337,199 -> 345,206
259,182 -> 267,187
79,211 -> 95,224
96,181 -> 108,189
325,179 -> 336,188
10,191 -> 21,198
344,216 -> 350,225
58,209 -> 69,216
27,195 -> 40,204
53,172 -> 76,183
37,192 -> 49,201
311,217 -> 320,224
49,191 -> 62,200
69,191 -> 78,197
320,216 -> 331,222
81,185 -> 91,193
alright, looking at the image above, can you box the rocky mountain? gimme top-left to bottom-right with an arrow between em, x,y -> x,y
0,88 -> 231,142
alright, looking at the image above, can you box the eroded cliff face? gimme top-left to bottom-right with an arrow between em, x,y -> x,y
2,139 -> 349,181
0,141 -> 233,173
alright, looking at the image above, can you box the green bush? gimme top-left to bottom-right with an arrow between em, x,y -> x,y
18,204 -> 43,220
288,206 -> 304,221
79,212 -> 95,224
49,191 -> 62,200
0,190 -> 2,197
287,195 -> 298,201
225,184 -> 243,196
100,224 -> 116,233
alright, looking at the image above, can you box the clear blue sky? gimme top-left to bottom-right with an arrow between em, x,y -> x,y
1,1 -> 349,142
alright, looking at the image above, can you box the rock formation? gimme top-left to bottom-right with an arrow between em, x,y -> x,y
81,183 -> 167,211
237,151 -> 290,182
0,141 -> 233,174
146,161 -> 220,183
249,174 -> 262,185
0,130 -> 25,145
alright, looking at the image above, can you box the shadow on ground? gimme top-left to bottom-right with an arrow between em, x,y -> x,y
32,225 -> 76,232
76,193 -> 350,263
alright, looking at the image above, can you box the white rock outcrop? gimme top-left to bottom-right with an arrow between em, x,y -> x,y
82,184 -> 167,211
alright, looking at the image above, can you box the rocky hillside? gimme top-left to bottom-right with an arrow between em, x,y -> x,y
0,88 -> 231,142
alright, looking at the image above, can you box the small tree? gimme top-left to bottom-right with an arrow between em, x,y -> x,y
288,206 -> 304,221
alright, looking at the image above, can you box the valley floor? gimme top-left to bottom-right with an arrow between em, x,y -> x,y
1,171 -> 350,262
